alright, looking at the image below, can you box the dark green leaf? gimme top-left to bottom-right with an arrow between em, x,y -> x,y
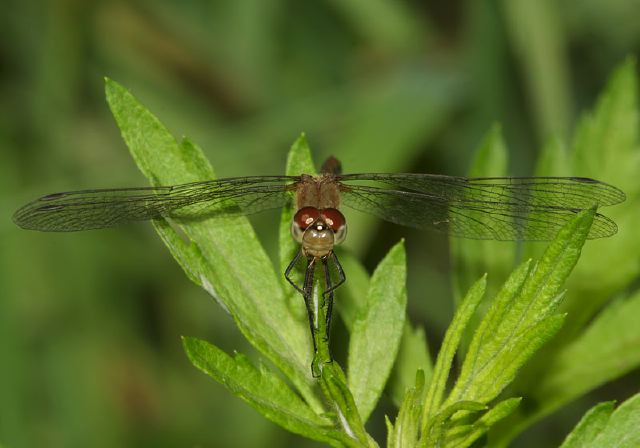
530,290 -> 640,415
387,324 -> 432,407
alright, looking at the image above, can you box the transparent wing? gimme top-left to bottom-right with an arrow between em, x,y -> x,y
337,174 -> 625,240
14,176 -> 298,232
338,173 -> 625,208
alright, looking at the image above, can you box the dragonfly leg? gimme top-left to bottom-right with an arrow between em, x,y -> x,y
321,252 -> 345,346
325,251 -> 346,295
301,257 -> 320,371
321,256 -> 334,346
284,249 -> 305,295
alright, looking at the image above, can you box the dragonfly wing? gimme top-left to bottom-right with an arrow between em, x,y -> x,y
14,176 -> 297,232
339,185 -> 618,240
338,173 -> 626,208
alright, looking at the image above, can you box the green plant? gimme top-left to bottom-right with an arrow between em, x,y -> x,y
103,58 -> 640,447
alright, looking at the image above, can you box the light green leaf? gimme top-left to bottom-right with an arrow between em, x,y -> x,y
422,275 -> 487,424
446,397 -> 522,448
319,362 -> 376,448
560,57 -> 640,334
535,135 -> 570,177
388,371 -> 425,448
561,393 -> 640,448
572,58 -> 639,186
334,253 -> 372,332
385,415 -> 395,448
449,259 -> 531,399
584,393 -> 640,448
449,314 -> 565,405
447,209 -> 594,405
348,241 -> 407,422
422,401 -> 487,447
559,401 -> 615,448
104,79 -> 319,408
183,337 -> 343,445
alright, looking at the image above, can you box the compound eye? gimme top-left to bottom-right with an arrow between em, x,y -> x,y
321,208 -> 347,245
320,208 -> 346,232
293,207 -> 321,230
292,207 -> 321,243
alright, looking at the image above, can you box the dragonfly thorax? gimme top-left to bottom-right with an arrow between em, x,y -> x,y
292,207 -> 347,257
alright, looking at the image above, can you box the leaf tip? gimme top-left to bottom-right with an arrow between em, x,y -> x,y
104,76 -> 120,93
293,132 -> 309,148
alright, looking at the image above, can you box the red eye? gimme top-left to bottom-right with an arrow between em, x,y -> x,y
293,207 -> 320,230
320,208 -> 346,232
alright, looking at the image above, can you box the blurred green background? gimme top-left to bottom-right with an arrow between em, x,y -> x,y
1,1 -> 639,447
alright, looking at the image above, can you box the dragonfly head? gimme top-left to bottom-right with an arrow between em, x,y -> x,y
292,207 -> 347,257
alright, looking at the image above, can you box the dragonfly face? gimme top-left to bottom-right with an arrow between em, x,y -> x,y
291,206 -> 347,258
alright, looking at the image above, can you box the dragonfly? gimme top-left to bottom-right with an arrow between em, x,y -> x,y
13,157 -> 625,375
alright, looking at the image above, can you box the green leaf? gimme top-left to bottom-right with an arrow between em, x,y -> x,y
491,60 -> 640,445
348,240 -> 407,422
529,289 -> 640,417
559,401 -> 615,448
422,275 -> 487,423
334,253 -> 373,332
572,58 -> 638,185
183,337 -> 344,445
388,371 -> 425,448
447,209 -> 594,405
319,362 -> 376,448
448,259 -> 531,399
104,79 -> 319,409
535,135 -> 570,177
448,313 -> 565,405
561,393 -> 640,448
422,401 -> 487,447
446,397 -> 522,448
559,57 -> 640,334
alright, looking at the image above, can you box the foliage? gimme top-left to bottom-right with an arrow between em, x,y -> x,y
559,393 -> 640,448
103,57 -> 640,447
